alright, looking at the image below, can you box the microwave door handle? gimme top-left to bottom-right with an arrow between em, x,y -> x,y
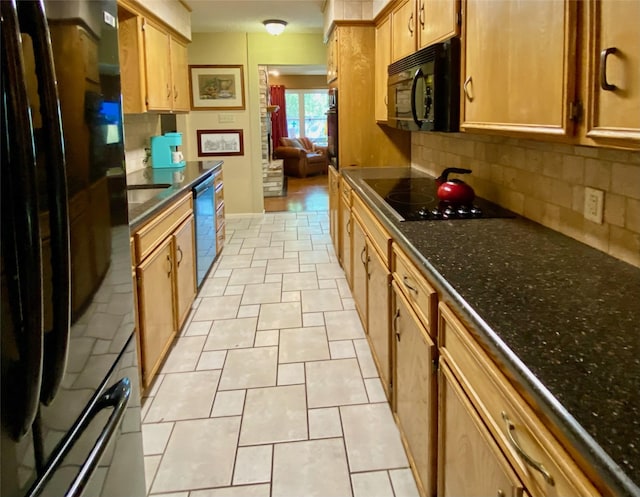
1,0 -> 45,440
411,67 -> 424,128
17,0 -> 71,406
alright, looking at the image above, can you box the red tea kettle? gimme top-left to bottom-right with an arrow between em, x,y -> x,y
436,168 -> 475,204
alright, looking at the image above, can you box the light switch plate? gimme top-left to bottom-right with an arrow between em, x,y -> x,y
584,187 -> 604,224
218,114 -> 235,124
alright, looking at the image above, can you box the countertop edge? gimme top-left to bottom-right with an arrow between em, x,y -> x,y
342,169 -> 640,497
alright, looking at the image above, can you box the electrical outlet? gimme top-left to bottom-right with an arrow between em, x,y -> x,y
584,187 -> 604,224
218,114 -> 235,124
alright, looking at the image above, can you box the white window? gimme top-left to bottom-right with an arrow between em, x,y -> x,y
285,89 -> 329,146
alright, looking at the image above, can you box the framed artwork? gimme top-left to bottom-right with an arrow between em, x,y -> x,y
189,65 -> 245,110
196,129 -> 244,156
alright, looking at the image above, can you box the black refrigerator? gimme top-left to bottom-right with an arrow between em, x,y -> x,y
1,1 -> 146,496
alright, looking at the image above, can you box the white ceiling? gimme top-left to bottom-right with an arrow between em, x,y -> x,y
187,0 -> 326,34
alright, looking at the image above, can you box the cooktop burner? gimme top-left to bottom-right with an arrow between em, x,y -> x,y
362,177 -> 515,221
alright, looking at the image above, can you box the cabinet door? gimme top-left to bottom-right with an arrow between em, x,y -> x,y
143,21 -> 172,111
136,237 -> 176,388
585,0 -> 640,144
393,283 -> 437,496
367,243 -> 391,399
173,215 -> 196,330
327,28 -> 338,83
418,0 -> 459,49
375,15 -> 391,121
462,0 -> 576,138
392,0 -> 417,62
170,37 -> 190,111
352,216 -> 368,328
328,166 -> 340,254
439,361 -> 524,497
339,194 -> 352,287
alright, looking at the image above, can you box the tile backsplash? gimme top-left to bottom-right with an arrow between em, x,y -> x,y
123,113 -> 162,174
412,133 -> 640,267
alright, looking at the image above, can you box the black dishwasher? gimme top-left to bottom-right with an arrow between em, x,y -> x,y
192,175 -> 216,287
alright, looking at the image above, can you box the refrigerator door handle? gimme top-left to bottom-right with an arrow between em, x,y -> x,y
17,0 -> 71,405
26,377 -> 132,497
0,0 -> 45,440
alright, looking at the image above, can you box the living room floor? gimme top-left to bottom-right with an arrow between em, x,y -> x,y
264,173 -> 329,213
140,210 -> 421,497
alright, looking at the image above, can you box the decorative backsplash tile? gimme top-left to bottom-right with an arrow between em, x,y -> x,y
412,132 -> 640,267
123,114 -> 162,174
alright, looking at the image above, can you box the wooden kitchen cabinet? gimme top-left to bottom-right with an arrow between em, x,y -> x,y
439,360 -> 524,497
375,14 -> 392,122
327,28 -> 338,84
351,215 -> 368,327
329,165 -> 340,255
583,0 -> 640,146
438,302 -> 600,497
391,0 -> 416,62
133,193 -> 195,389
393,281 -> 437,497
339,178 -> 353,288
461,0 -> 577,138
117,4 -> 190,113
417,0 -> 460,49
214,168 -> 225,256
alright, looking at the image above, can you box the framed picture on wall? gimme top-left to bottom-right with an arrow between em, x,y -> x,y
196,129 -> 244,156
189,65 -> 246,110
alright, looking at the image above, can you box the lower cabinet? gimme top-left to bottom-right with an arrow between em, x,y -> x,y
352,215 -> 368,327
393,281 -> 437,497
339,180 -> 352,288
328,165 -> 340,254
132,193 -> 196,389
367,241 -> 391,398
439,360 -> 524,497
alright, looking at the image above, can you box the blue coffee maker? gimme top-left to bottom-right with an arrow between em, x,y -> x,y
150,132 -> 186,168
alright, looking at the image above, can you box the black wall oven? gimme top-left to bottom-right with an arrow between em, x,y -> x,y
388,38 -> 460,132
327,88 -> 338,169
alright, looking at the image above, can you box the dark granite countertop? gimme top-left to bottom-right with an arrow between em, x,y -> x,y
341,166 -> 640,496
126,160 -> 223,230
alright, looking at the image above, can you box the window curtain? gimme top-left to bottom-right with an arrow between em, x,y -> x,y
269,85 -> 287,156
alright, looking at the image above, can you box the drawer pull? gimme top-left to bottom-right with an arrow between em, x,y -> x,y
599,47 -> 617,91
176,246 -> 183,265
166,254 -> 172,278
360,245 -> 367,266
402,275 -> 418,294
346,219 -> 351,235
502,411 -> 555,486
393,308 -> 401,342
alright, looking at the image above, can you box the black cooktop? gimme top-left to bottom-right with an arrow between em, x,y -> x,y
363,177 -> 515,221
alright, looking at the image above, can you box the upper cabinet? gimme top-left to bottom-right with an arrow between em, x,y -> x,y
461,0 -> 576,138
583,0 -> 640,146
390,0 -> 460,62
375,15 -> 392,121
327,28 -> 338,84
117,3 -> 191,113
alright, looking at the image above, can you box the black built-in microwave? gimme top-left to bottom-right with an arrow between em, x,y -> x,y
387,37 -> 460,132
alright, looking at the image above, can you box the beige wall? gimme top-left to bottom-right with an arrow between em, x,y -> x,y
412,132 -> 640,267
269,74 -> 328,89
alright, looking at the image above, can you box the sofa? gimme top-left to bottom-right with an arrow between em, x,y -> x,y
273,137 -> 328,178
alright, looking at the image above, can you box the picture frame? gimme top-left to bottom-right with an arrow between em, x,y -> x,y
196,129 -> 244,157
189,65 -> 245,110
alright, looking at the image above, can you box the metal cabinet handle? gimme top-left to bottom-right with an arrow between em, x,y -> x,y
360,245 -> 367,265
393,308 -> 401,342
501,412 -> 555,486
166,254 -> 172,277
497,491 -> 505,497
166,83 -> 171,99
463,76 -> 474,101
346,219 -> 351,235
419,2 -> 425,27
402,275 -> 418,294
408,12 -> 414,35
176,245 -> 183,265
173,85 -> 178,101
600,47 -> 617,91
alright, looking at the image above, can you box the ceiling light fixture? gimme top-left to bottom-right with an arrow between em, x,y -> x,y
263,19 -> 287,36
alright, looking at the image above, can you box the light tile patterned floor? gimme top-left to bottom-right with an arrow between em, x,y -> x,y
141,211 -> 420,497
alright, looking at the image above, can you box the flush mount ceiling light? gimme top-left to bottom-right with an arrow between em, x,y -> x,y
263,19 -> 287,36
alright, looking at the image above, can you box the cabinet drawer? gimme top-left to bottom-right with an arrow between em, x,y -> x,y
392,245 -> 438,339
341,177 -> 352,203
134,193 -> 192,262
438,303 -> 599,497
352,193 -> 391,265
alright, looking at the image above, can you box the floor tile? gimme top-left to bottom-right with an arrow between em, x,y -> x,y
151,417 -> 241,493
252,246 -> 284,260
354,338 -> 379,378
324,310 -> 366,340
329,340 -> 356,359
301,288 -> 343,313
266,258 -> 300,274
145,371 -> 220,423
306,358 -> 368,408
284,240 -> 313,252
239,385 -> 307,445
160,336 -> 206,373
308,407 -> 342,439
240,237 -> 272,249
193,295 -> 241,320
254,329 -> 279,347
197,350 -> 227,370
241,282 -> 282,305
233,445 -> 273,485
281,290 -> 301,302
198,278 -> 228,297
272,438 -> 352,497
204,317 -> 257,351
365,377 -> 388,403
340,403 -> 409,472
217,254 -> 254,269
184,320 -> 212,336
211,389 -> 246,417
277,362 -> 305,385
302,312 -> 325,327
319,278 -> 338,289
142,422 -> 173,455
264,273 -> 283,283
279,326 -> 330,363
257,302 -> 302,330
218,347 -> 278,390
316,262 -> 345,279
190,484 -> 270,497
351,471 -> 394,497
227,268 -> 266,286
237,304 -> 260,318
389,469 -> 421,497
144,455 -> 161,494
282,272 -> 319,291
298,250 -> 330,264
